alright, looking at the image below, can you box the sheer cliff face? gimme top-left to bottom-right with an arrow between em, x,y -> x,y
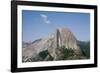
57,28 -> 81,52
45,28 -> 82,60
22,27 -> 82,62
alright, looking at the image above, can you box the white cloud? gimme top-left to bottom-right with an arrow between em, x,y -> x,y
40,14 -> 50,24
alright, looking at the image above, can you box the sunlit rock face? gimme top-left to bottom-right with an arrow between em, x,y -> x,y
45,27 -> 82,60
22,27 -> 82,62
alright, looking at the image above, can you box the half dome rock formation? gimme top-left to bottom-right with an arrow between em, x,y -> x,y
22,27 -> 85,62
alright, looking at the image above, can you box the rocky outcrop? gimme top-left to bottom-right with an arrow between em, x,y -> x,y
22,27 -> 83,62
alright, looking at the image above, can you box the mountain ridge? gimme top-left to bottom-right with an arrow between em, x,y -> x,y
22,27 -> 88,62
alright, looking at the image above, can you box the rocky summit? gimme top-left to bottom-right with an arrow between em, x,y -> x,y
22,27 -> 87,62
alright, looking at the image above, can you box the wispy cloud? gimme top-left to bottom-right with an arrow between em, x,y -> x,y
40,14 -> 50,24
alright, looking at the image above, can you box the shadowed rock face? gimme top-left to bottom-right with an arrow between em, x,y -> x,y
22,27 -> 82,62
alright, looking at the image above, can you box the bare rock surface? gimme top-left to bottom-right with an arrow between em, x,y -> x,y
22,27 -> 83,62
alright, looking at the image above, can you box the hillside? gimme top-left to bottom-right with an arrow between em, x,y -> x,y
22,27 -> 89,62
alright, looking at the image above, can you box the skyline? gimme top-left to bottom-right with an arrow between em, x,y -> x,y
22,10 -> 90,42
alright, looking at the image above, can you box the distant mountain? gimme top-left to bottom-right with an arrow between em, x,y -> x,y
22,27 -> 89,62
22,41 -> 31,48
32,39 -> 42,44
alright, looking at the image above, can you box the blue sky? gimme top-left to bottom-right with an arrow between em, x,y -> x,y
22,10 -> 90,42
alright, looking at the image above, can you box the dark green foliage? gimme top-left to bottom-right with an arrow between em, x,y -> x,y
38,50 -> 54,61
77,41 -> 90,58
58,45 -> 87,60
39,50 -> 49,59
60,46 -> 75,60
